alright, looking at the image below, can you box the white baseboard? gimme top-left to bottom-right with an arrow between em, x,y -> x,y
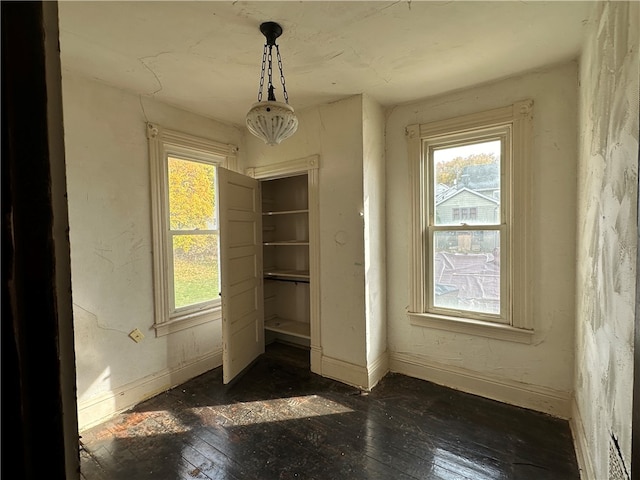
321,351 -> 390,391
321,354 -> 369,390
367,351 -> 389,389
570,398 -> 596,480
389,351 -> 571,418
77,349 -> 222,431
310,345 -> 322,375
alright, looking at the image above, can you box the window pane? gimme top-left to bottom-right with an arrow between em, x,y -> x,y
433,140 -> 500,226
172,234 -> 219,309
432,230 -> 500,315
168,156 -> 216,231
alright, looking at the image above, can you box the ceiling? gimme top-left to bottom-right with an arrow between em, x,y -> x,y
57,1 -> 595,127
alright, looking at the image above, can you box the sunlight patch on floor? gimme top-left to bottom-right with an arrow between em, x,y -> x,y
194,395 -> 354,427
99,394 -> 354,441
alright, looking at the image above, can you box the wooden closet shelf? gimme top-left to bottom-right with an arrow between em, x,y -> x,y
264,269 -> 310,279
263,209 -> 309,216
264,317 -> 311,339
263,240 -> 309,246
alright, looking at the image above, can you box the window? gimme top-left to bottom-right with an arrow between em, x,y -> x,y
147,123 -> 238,336
406,100 -> 534,343
452,207 -> 478,221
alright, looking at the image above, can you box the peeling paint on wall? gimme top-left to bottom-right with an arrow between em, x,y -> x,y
574,1 -> 638,478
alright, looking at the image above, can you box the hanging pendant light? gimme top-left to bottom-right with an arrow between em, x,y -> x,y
246,21 -> 298,146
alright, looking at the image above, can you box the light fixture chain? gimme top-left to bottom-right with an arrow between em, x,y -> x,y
275,45 -> 289,104
257,43 -> 267,102
267,45 -> 274,95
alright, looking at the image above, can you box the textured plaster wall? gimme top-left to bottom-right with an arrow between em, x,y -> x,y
362,94 -> 387,367
61,73 -> 243,426
243,95 -> 368,368
574,1 -> 638,477
386,62 -> 579,402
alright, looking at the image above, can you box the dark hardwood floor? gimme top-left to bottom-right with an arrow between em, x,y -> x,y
79,342 -> 580,480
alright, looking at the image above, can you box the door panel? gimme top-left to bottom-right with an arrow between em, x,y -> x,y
218,167 -> 264,384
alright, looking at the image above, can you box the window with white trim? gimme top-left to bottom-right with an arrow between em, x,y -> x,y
147,123 -> 238,336
406,100 -> 534,343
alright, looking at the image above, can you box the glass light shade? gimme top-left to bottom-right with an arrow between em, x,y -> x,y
246,101 -> 298,146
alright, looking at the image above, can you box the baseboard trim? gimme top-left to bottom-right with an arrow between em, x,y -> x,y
570,398 -> 596,480
77,349 -> 222,431
310,345 -> 322,375
367,351 -> 389,390
321,354 -> 368,390
389,351 -> 571,418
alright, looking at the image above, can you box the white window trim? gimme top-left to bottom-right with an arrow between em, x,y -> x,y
406,100 -> 534,344
147,123 -> 238,336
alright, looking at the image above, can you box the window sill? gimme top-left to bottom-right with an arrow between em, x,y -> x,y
408,312 -> 534,344
155,305 -> 221,336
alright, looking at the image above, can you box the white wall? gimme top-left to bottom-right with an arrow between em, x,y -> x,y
573,2 -> 638,478
61,73 -> 244,429
243,95 -> 371,386
386,62 -> 579,417
362,94 -> 388,386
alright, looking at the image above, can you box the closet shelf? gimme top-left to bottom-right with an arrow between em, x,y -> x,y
264,316 -> 310,339
263,240 -> 309,246
265,269 -> 309,279
263,209 -> 309,216
264,269 -> 310,283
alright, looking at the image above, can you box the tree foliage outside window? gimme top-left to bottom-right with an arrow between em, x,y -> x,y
167,156 -> 219,309
436,153 -> 496,187
169,158 -> 215,227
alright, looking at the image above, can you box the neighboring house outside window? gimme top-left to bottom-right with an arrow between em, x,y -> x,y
406,100 -> 534,343
147,123 -> 238,336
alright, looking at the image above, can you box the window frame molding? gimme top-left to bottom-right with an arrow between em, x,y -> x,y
406,100 -> 534,344
147,123 -> 238,336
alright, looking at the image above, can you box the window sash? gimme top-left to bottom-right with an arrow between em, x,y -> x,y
426,129 -> 509,228
164,155 -> 220,318
423,129 -> 510,323
426,224 -> 508,323
167,155 -> 218,231
168,228 -> 221,316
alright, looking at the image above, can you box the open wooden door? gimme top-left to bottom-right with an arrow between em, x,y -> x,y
218,167 -> 264,384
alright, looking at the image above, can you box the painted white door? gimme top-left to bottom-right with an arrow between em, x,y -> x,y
218,167 -> 264,384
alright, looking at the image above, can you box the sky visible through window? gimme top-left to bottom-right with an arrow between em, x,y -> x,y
434,140 -> 500,164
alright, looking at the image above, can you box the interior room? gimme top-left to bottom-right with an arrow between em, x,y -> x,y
3,1 -> 638,479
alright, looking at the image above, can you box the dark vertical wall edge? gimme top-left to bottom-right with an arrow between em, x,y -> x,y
1,1 -> 79,479
42,1 -> 81,477
633,133 -> 640,480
